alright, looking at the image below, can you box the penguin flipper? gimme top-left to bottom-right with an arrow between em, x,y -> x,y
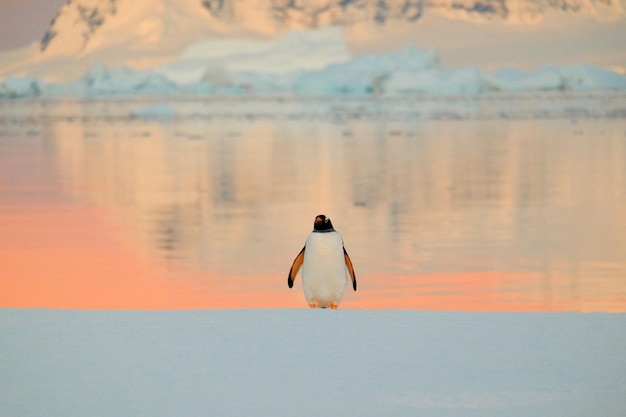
343,247 -> 357,291
288,246 -> 305,288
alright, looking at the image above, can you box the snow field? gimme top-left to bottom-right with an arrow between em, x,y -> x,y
1,309 -> 625,417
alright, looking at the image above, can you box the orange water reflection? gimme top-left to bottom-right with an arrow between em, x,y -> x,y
0,204 -> 293,309
1,99 -> 625,311
1,202 -> 623,311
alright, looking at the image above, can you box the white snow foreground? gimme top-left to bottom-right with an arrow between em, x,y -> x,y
1,309 -> 624,417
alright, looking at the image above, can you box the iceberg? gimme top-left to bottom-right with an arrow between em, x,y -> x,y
293,44 -> 626,96
79,64 -> 179,96
483,67 -> 565,92
1,26 -> 625,99
561,64 -> 626,91
294,44 -> 440,95
385,67 -> 485,95
483,65 -> 626,92
156,26 -> 352,86
0,76 -> 46,98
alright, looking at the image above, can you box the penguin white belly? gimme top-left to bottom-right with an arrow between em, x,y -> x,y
302,231 -> 347,308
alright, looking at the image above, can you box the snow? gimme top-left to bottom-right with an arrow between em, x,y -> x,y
0,0 -> 625,98
1,0 -> 625,95
80,64 -> 178,96
201,0 -> 624,27
294,43 -> 439,95
1,37 -> 625,98
156,26 -> 351,85
1,14 -> 625,98
482,65 -> 626,92
1,309 -> 625,417
0,75 -> 46,98
560,64 -> 626,90
342,11 -> 626,73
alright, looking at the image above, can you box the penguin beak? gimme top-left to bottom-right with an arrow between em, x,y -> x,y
315,216 -> 323,222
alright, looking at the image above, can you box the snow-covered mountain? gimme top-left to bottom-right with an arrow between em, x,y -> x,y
202,0 -> 624,26
39,0 -> 220,58
39,0 -> 624,57
0,0 -> 625,95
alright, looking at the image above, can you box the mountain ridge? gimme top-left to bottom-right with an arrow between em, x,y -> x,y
39,0 -> 624,56
1,0 -> 625,85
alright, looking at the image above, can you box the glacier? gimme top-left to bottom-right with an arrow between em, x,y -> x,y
1,0 -> 625,95
1,26 -> 625,98
0,76 -> 47,99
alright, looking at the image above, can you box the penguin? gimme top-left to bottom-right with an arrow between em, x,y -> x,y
288,214 -> 357,309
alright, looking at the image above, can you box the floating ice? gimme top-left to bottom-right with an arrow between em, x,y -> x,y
295,44 -> 440,95
130,103 -> 177,120
1,28 -> 625,98
156,26 -> 351,86
0,76 -> 46,98
79,65 -> 179,96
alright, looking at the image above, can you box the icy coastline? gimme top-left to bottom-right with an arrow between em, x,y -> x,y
2,92 -> 625,124
2,33 -> 625,99
2,58 -> 625,99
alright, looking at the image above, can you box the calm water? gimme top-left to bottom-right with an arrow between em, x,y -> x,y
1,97 -> 625,311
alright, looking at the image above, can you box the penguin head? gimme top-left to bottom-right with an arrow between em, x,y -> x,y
313,214 -> 334,232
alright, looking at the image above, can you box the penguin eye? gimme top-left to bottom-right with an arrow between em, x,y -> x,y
325,218 -> 330,223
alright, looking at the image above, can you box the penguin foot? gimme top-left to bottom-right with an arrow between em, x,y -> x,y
308,303 -> 317,308
330,304 -> 338,310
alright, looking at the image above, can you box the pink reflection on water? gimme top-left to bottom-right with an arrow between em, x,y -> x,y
1,202 -> 624,311
2,100 -> 626,311
0,203 -> 299,309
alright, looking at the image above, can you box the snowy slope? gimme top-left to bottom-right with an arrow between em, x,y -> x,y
1,0 -> 232,82
156,26 -> 351,85
0,0 -> 625,93
201,0 -> 624,27
34,0 -> 626,60
1,309 -> 625,417
40,0 -> 221,57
